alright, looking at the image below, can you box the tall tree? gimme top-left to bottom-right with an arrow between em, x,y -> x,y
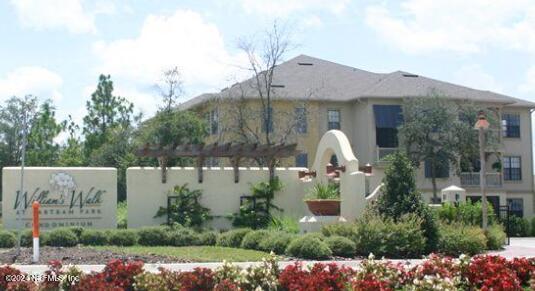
26,101 -> 65,166
0,96 -> 38,166
83,74 -> 134,158
398,95 -> 460,203
398,94 -> 500,202
57,115 -> 85,167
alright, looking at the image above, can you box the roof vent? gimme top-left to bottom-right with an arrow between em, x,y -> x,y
298,62 -> 313,66
270,84 -> 285,88
402,73 -> 419,77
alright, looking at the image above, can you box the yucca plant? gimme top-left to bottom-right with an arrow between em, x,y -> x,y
306,182 -> 340,200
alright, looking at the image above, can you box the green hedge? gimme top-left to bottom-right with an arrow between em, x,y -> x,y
321,223 -> 355,239
169,228 -> 200,246
0,231 -> 17,248
485,224 -> 506,250
241,230 -> 271,250
216,228 -> 252,248
506,216 -> 530,237
137,227 -> 170,246
108,229 -> 138,246
258,232 -> 294,255
198,231 -> 218,246
285,236 -> 332,260
47,228 -> 78,247
353,215 -> 426,258
80,230 -> 109,246
437,223 -> 487,256
325,236 -> 355,258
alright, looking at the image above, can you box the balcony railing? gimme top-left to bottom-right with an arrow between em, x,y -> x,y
459,172 -> 503,188
376,147 -> 398,163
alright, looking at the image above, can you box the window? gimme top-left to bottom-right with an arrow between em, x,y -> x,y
507,198 -> 524,217
425,152 -> 450,178
327,109 -> 340,130
503,156 -> 522,181
502,113 -> 520,138
295,107 -> 307,134
295,153 -> 308,167
205,109 -> 219,135
261,107 -> 273,133
373,105 -> 402,148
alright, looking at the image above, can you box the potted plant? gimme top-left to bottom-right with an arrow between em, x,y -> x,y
304,182 -> 340,216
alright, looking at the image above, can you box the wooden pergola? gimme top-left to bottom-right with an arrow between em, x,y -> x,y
135,142 -> 299,183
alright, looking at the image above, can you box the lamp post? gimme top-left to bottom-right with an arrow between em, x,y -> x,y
474,111 -> 490,230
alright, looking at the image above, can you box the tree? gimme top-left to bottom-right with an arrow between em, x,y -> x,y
398,94 -> 500,202
0,96 -> 38,167
136,67 -> 206,171
83,74 -> 135,158
398,95 -> 461,203
157,67 -> 183,112
373,152 -> 439,252
213,22 -> 316,177
57,115 -> 85,167
26,101 -> 65,166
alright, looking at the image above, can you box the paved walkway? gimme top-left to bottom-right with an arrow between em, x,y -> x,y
6,238 -> 535,275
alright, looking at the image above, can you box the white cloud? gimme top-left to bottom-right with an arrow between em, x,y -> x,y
239,0 -> 349,17
365,0 -> 535,54
0,66 -> 63,102
9,0 -> 115,34
452,65 -> 504,93
93,9 -> 249,115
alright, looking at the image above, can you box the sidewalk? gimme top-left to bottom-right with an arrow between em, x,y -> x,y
7,238 -> 535,275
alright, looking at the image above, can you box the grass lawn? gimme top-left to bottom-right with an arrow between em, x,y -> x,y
90,245 -> 271,262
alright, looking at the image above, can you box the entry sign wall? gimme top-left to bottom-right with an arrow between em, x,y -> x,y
2,167 -> 117,229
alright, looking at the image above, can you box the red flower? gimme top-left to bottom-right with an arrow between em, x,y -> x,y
178,267 -> 215,291
465,255 -> 521,291
279,262 -> 354,291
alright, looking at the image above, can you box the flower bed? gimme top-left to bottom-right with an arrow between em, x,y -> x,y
1,254 -> 533,290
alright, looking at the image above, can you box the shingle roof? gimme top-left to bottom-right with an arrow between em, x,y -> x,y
180,54 -> 535,109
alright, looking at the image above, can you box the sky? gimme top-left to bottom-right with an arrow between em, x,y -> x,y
1,0 -> 535,128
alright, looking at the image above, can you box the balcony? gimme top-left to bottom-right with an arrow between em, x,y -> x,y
459,172 -> 503,188
376,147 -> 398,163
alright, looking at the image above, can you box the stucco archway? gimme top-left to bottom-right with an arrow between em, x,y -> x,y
310,130 -> 366,221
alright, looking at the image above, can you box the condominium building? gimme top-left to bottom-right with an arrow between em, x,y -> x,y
181,55 -> 535,218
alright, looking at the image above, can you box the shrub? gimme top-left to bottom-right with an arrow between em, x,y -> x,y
19,229 -> 49,247
285,236 -> 332,259
258,232 -> 294,255
353,215 -> 426,258
268,216 -> 299,234
0,231 -> 17,248
485,224 -> 506,250
437,201 -> 496,226
301,232 -> 325,241
321,223 -> 355,238
198,231 -> 218,246
437,223 -> 487,255
67,226 -> 85,239
531,217 -> 535,236
117,201 -> 128,229
80,230 -> 109,246
505,216 -> 530,237
372,152 -> 439,253
137,227 -> 170,246
47,228 -> 78,247
216,228 -> 252,248
325,236 -> 356,258
232,178 -> 283,229
108,230 -> 138,246
154,184 -> 211,228
240,230 -> 270,250
169,228 -> 200,246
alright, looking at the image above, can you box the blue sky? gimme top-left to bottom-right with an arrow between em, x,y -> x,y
1,0 -> 535,128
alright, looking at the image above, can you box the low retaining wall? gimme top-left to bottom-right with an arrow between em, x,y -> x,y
127,167 -> 311,229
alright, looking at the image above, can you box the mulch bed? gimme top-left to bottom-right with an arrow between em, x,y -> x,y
0,247 -> 192,265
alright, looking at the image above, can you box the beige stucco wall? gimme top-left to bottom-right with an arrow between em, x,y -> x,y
127,167 -> 312,229
2,167 -> 117,229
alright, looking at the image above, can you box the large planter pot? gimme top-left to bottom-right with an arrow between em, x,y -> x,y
305,199 -> 341,216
